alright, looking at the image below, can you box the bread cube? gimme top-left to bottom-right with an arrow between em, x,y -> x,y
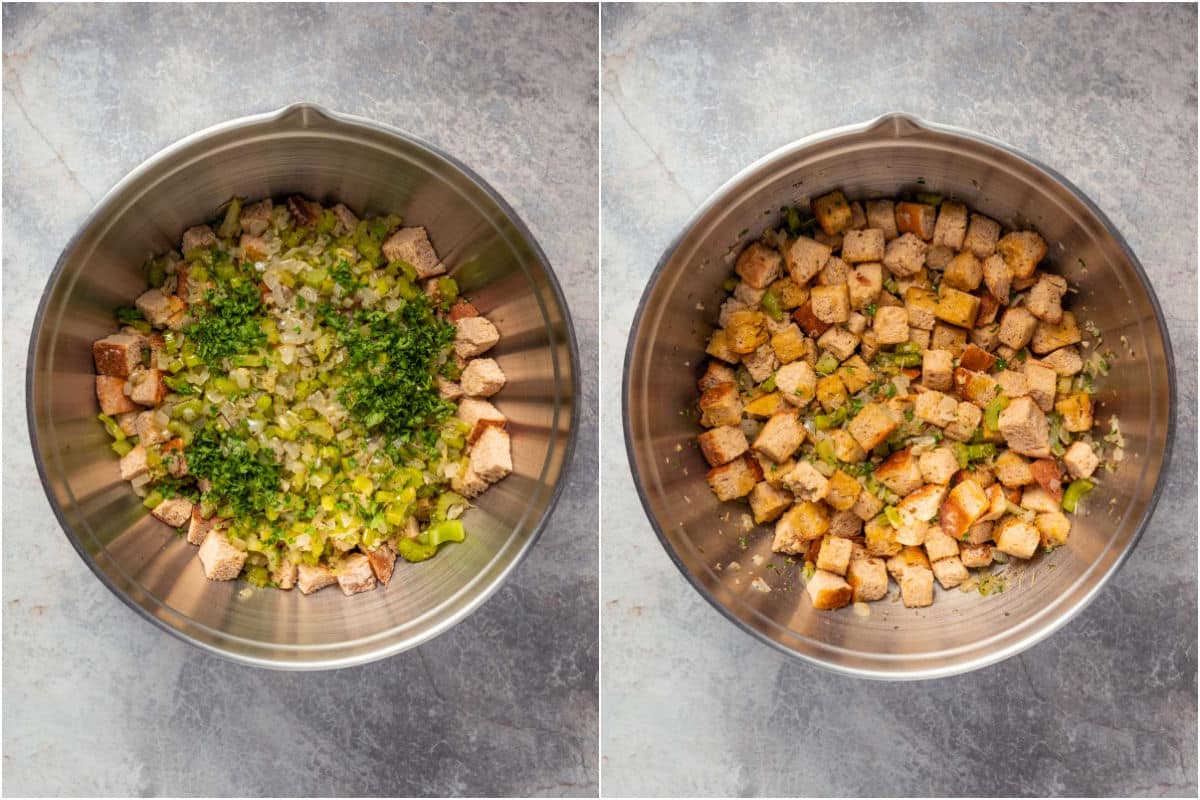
834,356 -> 872,395
862,199 -> 898,239
979,483 -> 1009,523
92,334 -> 144,378
816,327 -> 859,362
825,470 -> 862,512
1023,362 -> 1057,412
826,430 -> 865,464
698,425 -> 749,467
382,226 -> 444,278
993,451 -> 1033,488
944,400 -> 983,442
806,569 -> 853,610
943,252 -> 983,292
997,369 -> 1029,399
96,375 -> 138,416
895,202 -> 937,240
785,236 -> 833,285
963,214 -> 1001,258
841,229 -> 886,264
894,562 -> 934,608
976,291 -> 1002,328
753,410 -> 805,463
1063,440 -> 1100,480
851,490 -> 884,525
749,482 -> 793,524
776,361 -> 817,407
980,253 -> 1012,304
773,501 -> 831,553
151,496 -> 192,528
470,425 -> 512,484
825,508 -> 861,539
913,390 -> 958,427
706,455 -> 762,501
1036,511 -> 1072,549
809,284 -> 851,324
1026,273 -> 1068,324
1056,392 -> 1094,432
705,330 -> 741,364
897,484 -> 947,524
1021,484 -> 1062,514
864,516 -> 902,557
996,231 -> 1047,279
182,224 -> 218,253
814,535 -> 853,576
815,374 -> 848,412
843,552 -> 886,601
882,233 -> 928,278
939,479 -> 989,539
782,460 -> 830,503
770,276 -> 810,310
873,306 -> 909,345
792,301 -> 832,337
127,368 -> 167,407
735,242 -> 784,288
920,348 -> 954,391
952,368 -> 1001,406
959,543 -> 994,568
771,324 -> 808,364
726,310 -> 769,354
970,323 -> 1001,353
997,307 -> 1038,350
197,530 -> 247,582
332,553 -> 377,596
186,507 -> 220,546
846,262 -> 883,310
933,285 -> 981,329
699,382 -> 744,427
994,517 -> 1040,559
999,396 -> 1051,457
932,556 -> 970,589
931,201 -> 968,249
917,447 -> 958,485
457,397 -> 507,443
136,288 -> 186,327
460,358 -> 506,398
956,345 -> 994,375
931,322 -> 968,356
745,392 -> 785,419
296,564 -> 338,595
741,343 -> 779,383
812,190 -> 854,235
847,402 -> 899,452
817,255 -> 851,287
875,448 -> 922,496
1031,311 -> 1082,355
454,316 -> 500,358
699,360 -> 737,392
1039,346 -> 1084,376
922,525 -> 960,561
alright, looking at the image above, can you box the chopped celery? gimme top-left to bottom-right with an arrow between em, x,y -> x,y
112,440 -> 134,457
815,353 -> 839,375
1062,479 -> 1095,513
761,290 -> 783,321
984,395 -> 1009,432
425,519 -> 465,547
397,538 -> 438,563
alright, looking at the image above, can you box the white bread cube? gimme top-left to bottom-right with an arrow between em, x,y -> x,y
699,425 -> 750,467
96,375 -> 138,415
135,288 -> 185,327
197,530 -> 247,581
995,450 -> 1035,487
134,411 -> 169,445
994,518 -> 1040,559
742,343 -> 779,384
924,528 -> 960,562
904,287 -> 937,331
469,425 -> 512,484
367,544 -> 398,586
913,390 -> 958,427
875,448 -> 923,496
273,559 -> 299,591
456,397 -> 507,442
898,484 -> 948,523
181,224 -> 217,253
707,456 -> 762,502
865,199 -> 899,239
1039,347 -> 1083,376
1020,485 -> 1062,514
699,360 -> 737,392
944,400 -> 983,443
93,334 -> 143,377
451,463 -> 490,500
776,361 -> 817,407
438,378 -> 464,401
297,563 -> 338,595
895,202 -> 937,240
873,306 -> 909,345
932,556 -> 970,589
963,214 -> 1001,258
753,410 -> 805,463
1063,441 -> 1100,480
1024,362 -> 1057,412
919,447 -> 959,485
882,233 -> 927,278
151,497 -> 192,528
460,358 -> 506,397
1026,273 -> 1068,323
128,369 -> 167,406
847,553 -> 888,601
782,460 -> 830,503
812,191 -> 854,235
932,202 -> 968,249
735,242 -> 783,288
454,316 -> 500,358
982,253 -> 1012,304
773,501 -> 831,553
240,198 -> 275,235
847,262 -> 883,309
851,486 -> 885,522
784,236 -> 833,285
998,396 -> 1051,458
336,553 -> 377,596
997,369 -> 1029,399
828,508 -> 864,538
186,507 -> 220,546
921,348 -> 954,391
959,543 -> 994,568
809,284 -> 851,324
816,536 -> 854,576
806,569 -> 853,610
896,563 -> 934,608
817,327 -> 859,362
841,229 -> 885,264
382,226 -> 445,278
998,307 -> 1038,350
118,444 -> 149,481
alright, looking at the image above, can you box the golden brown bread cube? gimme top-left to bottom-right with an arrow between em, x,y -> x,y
847,552 -> 889,601
726,309 -> 769,354
1037,511 -> 1072,548
836,354 -> 874,394
773,501 -> 831,553
958,343 -> 997,373
816,327 -> 860,362
872,306 -> 909,345
1039,346 -> 1084,376
825,470 -> 863,512
939,479 -> 989,539
698,360 -> 737,392
1026,273 -> 1068,324
864,516 -> 902,557
994,517 -> 1040,559
812,190 -> 854,236
847,402 -> 899,452
865,199 -> 899,239
932,556 -> 970,589
809,284 -> 851,324
815,374 -> 849,412
706,455 -> 763,501
775,360 -> 818,407
953,368 -> 1001,406
933,285 -> 981,329
705,329 -> 741,364
931,201 -> 968,249
943,252 -> 983,292
920,348 -> 954,391
782,461 -> 830,503
828,429 -> 867,464
753,410 -> 806,463
698,425 -> 750,467
894,202 -> 937,240
735,242 -> 784,288
996,231 -> 1047,279
930,322 -> 968,356
959,543 -> 994,568
944,400 -> 984,442
770,324 -> 808,364
749,481 -> 794,524
698,382 -> 744,428
1031,311 -> 1082,355
806,568 -> 854,609
995,450 -> 1035,487
1056,391 -> 1094,432
1063,440 -> 1100,480
785,236 -> 833,285
93,334 -> 144,378
816,535 -> 855,576
963,214 -> 1001,258
875,448 -> 923,496
744,392 -> 785,418
913,390 -> 958,427
919,447 -> 959,485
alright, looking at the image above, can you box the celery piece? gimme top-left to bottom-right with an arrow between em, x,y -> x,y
815,438 -> 837,464
142,490 -> 163,509
217,197 -> 243,239
437,277 -> 460,303
915,192 -> 943,208
984,395 -> 1009,432
397,538 -> 438,563
426,519 -> 465,547
815,353 -> 839,375
761,290 -> 783,322
1061,479 -> 1095,513
112,440 -> 134,457
434,491 -> 466,521
953,441 -> 971,469
966,443 -> 995,461
97,413 -> 126,441
884,506 -> 903,528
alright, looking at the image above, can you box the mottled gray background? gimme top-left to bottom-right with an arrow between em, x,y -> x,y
601,3 -> 1196,797
3,4 -> 597,797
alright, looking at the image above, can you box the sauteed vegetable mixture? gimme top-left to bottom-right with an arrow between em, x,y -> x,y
698,190 -> 1120,610
93,196 -> 512,595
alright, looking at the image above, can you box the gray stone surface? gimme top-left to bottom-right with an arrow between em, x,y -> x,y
601,4 -> 1196,797
3,4 -> 597,797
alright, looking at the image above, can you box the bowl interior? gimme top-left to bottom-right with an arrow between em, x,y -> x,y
625,116 -> 1172,678
29,105 -> 575,667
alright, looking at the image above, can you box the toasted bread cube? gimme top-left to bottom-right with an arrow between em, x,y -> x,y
769,276 -> 809,310
815,374 -> 849,412
844,552 -> 886,601
792,301 -> 832,337
846,311 -> 868,336
1023,362 -> 1057,412
1026,273 -> 1068,324
698,382 -> 744,427
741,343 -> 779,383
297,563 -> 338,595
999,396 -> 1051,457
836,354 -> 874,394
847,263 -> 883,310
816,536 -> 854,576
852,490 -> 885,525
895,202 -> 937,240
770,324 -> 808,364
979,484 -> 1008,523
1056,392 -> 1094,433
1039,346 -> 1084,376
864,199 -> 899,239
784,236 -> 833,285
919,447 -> 959,485
456,397 -> 507,443
970,323 -> 1001,353
924,245 -> 953,272
817,255 -> 850,287
994,451 -> 1034,487
848,201 -> 867,229
1063,441 -> 1100,480
921,348 -> 954,391
841,229 -> 886,264
994,517 -> 1040,559
996,231 -> 1047,280
706,455 -> 762,501
1021,485 -> 1062,514
952,368 -> 1001,406
864,516 -> 902,557
783,461 -> 830,503
269,558 -> 298,591
942,252 -> 982,292
735,242 -> 783,288
923,526 -> 960,561
753,411 -> 805,463
940,479 -> 989,538
875,448 -> 922,496
726,310 -> 769,354
699,425 -> 750,467
745,392 -> 785,419
195,529 -> 247,582
932,556 -> 969,589
859,329 -> 881,361
127,369 -> 166,406
958,344 -> 996,374
806,569 -> 853,609
913,390 -> 958,427
776,361 -> 817,407
809,285 -> 851,324
812,190 -> 854,235
882,233 -> 927,278
997,307 -> 1038,350
151,496 -> 192,528
774,501 -> 831,553
470,425 -> 512,484
135,288 -> 185,327
965,520 -> 995,544
96,375 -> 138,415
976,290 -> 1002,328
825,470 -> 862,512
186,507 -> 220,546
814,327 -> 857,363
1037,511 -> 1072,549
698,360 -> 737,392
382,226 -> 444,278
898,484 -> 948,523
454,316 -> 500,358
930,322 -> 968,356
705,329 -> 742,365
944,401 -> 983,443
964,214 -> 1001,258
894,562 -> 934,608
997,369 -> 1029,399
823,430 -> 862,465
933,285 -> 981,329
93,334 -> 144,377
959,543 -> 993,568
827,509 -> 862,538
363,544 -> 397,586
930,201 -> 968,249
181,224 -> 217,253
749,482 -> 793,524
1032,311 -> 1082,355
335,553 -> 377,596
460,358 -> 506,398
848,402 -> 899,452
117,445 -> 149,482
981,253 -> 1012,304
758,456 -> 796,488
872,306 -> 909,345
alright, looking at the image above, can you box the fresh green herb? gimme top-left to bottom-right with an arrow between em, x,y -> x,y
184,278 -> 267,367
114,306 -> 145,325
864,303 -> 878,317
187,425 -> 282,517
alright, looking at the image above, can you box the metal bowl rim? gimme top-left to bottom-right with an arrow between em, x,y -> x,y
27,101 -> 582,670
621,111 -> 1177,681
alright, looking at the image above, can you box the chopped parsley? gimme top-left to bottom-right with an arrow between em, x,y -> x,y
184,275 -> 267,367
187,425 -> 281,517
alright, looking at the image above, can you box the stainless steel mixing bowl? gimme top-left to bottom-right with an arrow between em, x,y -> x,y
624,113 -> 1174,679
28,103 -> 578,669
